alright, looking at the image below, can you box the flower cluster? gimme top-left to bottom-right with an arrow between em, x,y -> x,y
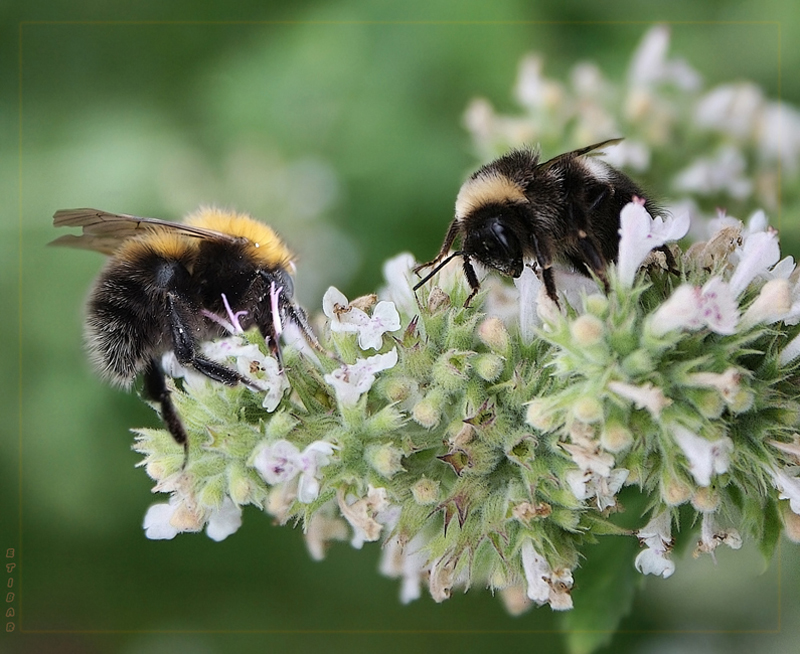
130,27 -> 800,635
134,200 -> 800,618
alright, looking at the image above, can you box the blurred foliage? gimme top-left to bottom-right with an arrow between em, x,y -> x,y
3,1 -> 800,653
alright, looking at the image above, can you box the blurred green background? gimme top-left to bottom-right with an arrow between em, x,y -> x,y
3,1 -> 800,653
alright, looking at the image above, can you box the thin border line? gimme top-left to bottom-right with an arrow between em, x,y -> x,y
17,19 -> 25,639
16,18 -> 785,637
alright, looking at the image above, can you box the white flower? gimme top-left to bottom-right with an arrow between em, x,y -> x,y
200,336 -> 289,411
562,439 -> 614,477
695,82 -> 764,139
337,485 -> 391,546
686,368 -> 741,403
694,278 -> 739,334
693,511 -> 742,560
601,139 -> 651,172
323,286 -> 400,350
617,199 -> 690,288
142,495 -> 242,541
648,284 -> 702,336
627,25 -> 701,91
253,439 -> 336,504
379,533 -> 431,604
253,440 -> 301,485
728,227 -> 781,297
740,278 -> 792,328
635,548 -> 676,579
143,498 -> 181,540
634,511 -> 675,578
565,468 -> 629,511
521,540 -> 553,604
769,465 -> 800,515
514,54 -> 564,112
380,253 -> 418,317
513,265 -> 542,343
758,101 -> 800,174
359,301 -> 401,350
648,278 -> 738,337
781,332 -> 800,366
296,441 -> 336,504
673,146 -> 753,200
520,540 -> 573,610
607,380 -> 672,418
671,424 -> 733,487
229,342 -> 289,411
325,348 -> 399,407
205,497 -> 243,542
323,286 -> 369,332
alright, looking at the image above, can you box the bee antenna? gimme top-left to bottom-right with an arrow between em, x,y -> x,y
412,251 -> 464,291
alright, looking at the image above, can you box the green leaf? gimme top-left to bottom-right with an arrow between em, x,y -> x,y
560,535 -> 640,654
758,498 -> 782,567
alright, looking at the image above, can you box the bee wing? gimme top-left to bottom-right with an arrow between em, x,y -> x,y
50,208 -> 238,255
537,137 -> 624,170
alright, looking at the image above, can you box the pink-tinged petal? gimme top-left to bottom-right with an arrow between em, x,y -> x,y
357,301 -> 401,351
324,348 -> 399,407
253,440 -> 301,485
698,278 -> 739,335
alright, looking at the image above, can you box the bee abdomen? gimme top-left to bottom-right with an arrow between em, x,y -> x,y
84,256 -> 190,386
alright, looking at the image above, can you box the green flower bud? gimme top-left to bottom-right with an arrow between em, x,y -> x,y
366,443 -> 405,478
661,472 -> 693,506
413,389 -> 446,428
572,396 -> 604,424
621,349 -> 654,376
411,477 -> 441,504
584,293 -> 609,317
525,399 -> 557,431
432,350 -> 472,392
569,314 -> 605,347
474,353 -> 504,382
478,316 -> 510,354
600,421 -> 634,452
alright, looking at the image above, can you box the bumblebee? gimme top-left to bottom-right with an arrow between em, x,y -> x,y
414,138 -> 664,306
51,207 -> 321,453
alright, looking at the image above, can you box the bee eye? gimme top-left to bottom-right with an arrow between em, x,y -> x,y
490,220 -> 513,253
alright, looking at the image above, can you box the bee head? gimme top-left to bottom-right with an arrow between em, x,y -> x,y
462,210 -> 524,279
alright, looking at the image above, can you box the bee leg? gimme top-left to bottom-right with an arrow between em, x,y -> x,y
576,232 -> 610,292
143,358 -> 189,459
167,294 -> 255,388
540,265 -> 560,307
413,218 -> 460,276
530,232 -> 560,307
462,256 -> 481,308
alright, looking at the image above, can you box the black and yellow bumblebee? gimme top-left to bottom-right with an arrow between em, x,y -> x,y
414,138 -> 664,306
51,207 -> 321,453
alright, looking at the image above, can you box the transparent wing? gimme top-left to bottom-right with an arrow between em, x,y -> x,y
50,208 -> 237,255
537,137 -> 624,170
